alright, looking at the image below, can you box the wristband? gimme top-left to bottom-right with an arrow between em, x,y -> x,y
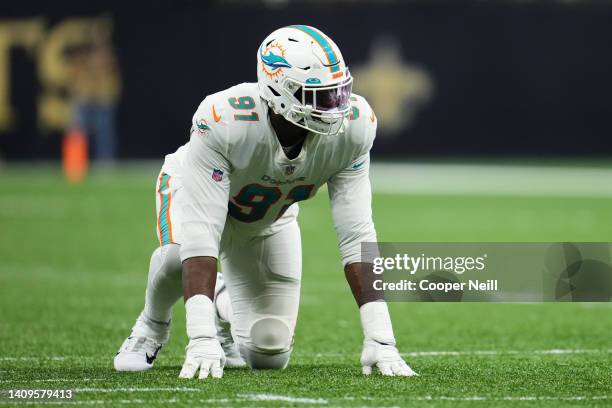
359,301 -> 396,345
185,294 -> 216,339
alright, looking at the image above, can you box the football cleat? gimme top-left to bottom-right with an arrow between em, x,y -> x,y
114,336 -> 163,372
215,315 -> 246,368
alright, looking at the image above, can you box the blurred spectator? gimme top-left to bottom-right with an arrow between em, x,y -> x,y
65,25 -> 121,163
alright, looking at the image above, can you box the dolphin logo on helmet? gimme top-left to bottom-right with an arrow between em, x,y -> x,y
260,48 -> 292,70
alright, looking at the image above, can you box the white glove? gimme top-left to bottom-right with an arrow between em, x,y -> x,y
359,301 -> 418,377
179,337 -> 226,379
179,294 -> 225,380
360,339 -> 417,376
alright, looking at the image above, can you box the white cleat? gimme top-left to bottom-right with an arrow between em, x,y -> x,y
216,317 -> 246,368
114,336 -> 163,372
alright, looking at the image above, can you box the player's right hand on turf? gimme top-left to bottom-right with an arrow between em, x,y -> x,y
179,337 -> 226,379
360,339 -> 418,377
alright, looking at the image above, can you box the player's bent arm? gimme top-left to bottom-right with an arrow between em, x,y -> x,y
327,154 -> 392,339
328,154 -> 417,377
327,152 -> 377,271
178,130 -> 230,380
179,256 -> 225,379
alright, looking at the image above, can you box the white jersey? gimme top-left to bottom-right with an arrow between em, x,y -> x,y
164,82 -> 377,266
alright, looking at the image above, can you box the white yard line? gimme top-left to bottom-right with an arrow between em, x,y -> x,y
344,395 -> 611,402
2,348 -> 610,363
74,387 -> 200,393
372,395 -> 611,402
0,400 -> 176,406
0,379 -> 104,384
404,348 -> 610,357
305,348 -> 612,358
370,162 -> 612,197
239,393 -> 327,404
0,357 -> 71,361
1,395 -> 609,405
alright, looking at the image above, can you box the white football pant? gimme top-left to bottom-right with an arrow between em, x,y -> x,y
136,172 -> 302,369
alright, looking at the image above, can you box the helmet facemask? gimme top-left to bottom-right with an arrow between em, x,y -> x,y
280,75 -> 353,136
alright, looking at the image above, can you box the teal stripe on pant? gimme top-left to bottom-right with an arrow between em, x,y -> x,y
158,173 -> 171,245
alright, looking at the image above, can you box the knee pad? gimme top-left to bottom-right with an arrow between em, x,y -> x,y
241,317 -> 293,369
250,317 -> 291,351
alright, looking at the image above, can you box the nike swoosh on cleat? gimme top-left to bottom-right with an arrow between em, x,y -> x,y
212,105 -> 221,123
145,345 -> 162,364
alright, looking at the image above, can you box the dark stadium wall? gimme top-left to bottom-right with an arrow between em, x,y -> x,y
1,1 -> 612,159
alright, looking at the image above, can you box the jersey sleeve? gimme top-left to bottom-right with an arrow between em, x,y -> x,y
327,98 -> 378,266
179,98 -> 231,262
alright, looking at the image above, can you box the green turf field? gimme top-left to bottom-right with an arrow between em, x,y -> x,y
1,164 -> 611,407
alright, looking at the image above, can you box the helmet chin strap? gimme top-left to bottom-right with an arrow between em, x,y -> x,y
287,112 -> 344,136
286,105 -> 347,136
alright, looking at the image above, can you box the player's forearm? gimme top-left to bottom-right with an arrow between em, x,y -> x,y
182,256 -> 218,341
345,262 -> 396,344
344,262 -> 384,307
182,256 -> 217,301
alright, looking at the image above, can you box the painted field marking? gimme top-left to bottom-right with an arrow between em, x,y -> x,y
305,348 -> 612,358
2,348 -> 611,363
74,387 -> 200,393
0,400 -> 175,406
0,394 -> 609,406
404,348 -> 610,357
344,395 -> 611,402
370,162 -> 612,197
0,378 -> 105,384
239,393 -> 328,404
0,357 -> 71,361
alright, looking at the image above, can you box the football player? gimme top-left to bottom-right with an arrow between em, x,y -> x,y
114,25 -> 417,379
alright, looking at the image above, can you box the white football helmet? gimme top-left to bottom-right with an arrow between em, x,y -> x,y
257,25 -> 353,136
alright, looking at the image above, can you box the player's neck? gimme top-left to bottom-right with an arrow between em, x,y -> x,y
269,110 -> 309,148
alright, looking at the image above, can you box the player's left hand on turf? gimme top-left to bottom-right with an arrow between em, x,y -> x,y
179,337 -> 226,379
360,339 -> 418,377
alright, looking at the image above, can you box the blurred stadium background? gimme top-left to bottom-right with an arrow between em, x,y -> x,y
2,0 -> 612,160
1,0 -> 612,406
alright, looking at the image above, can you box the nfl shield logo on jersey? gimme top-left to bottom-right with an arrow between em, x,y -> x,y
211,169 -> 224,182
284,164 -> 296,175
